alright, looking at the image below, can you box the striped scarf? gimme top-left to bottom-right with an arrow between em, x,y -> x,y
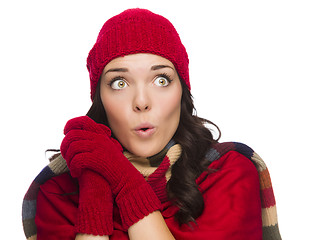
22,142 -> 281,240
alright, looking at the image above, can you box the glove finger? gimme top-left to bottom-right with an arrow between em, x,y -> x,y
70,152 -> 102,177
63,129 -> 97,143
67,152 -> 89,177
60,130 -> 94,157
63,130 -> 123,156
61,139 -> 95,165
64,116 -> 111,137
61,128 -> 110,154
64,116 -> 96,134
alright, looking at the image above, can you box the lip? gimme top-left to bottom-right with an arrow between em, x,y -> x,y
133,123 -> 156,138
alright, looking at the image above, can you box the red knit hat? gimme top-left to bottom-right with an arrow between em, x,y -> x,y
87,8 -> 190,101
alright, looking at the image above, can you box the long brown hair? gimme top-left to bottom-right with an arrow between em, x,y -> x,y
87,78 -> 221,225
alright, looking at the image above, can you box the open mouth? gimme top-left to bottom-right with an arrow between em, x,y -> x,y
134,124 -> 156,137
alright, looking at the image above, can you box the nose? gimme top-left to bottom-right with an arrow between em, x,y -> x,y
133,87 -> 151,112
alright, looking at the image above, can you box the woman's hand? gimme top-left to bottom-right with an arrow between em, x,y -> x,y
60,116 -> 123,181
61,116 -> 162,230
60,116 -> 114,236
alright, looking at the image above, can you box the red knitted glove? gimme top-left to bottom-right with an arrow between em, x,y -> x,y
61,116 -> 162,230
76,170 -> 113,235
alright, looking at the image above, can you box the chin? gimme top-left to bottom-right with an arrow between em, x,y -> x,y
126,142 -> 163,158
131,149 -> 158,158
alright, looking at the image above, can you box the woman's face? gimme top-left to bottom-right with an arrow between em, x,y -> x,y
100,53 -> 182,157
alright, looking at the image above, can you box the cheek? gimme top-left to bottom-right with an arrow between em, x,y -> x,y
101,92 -> 129,131
105,103 -> 121,123
157,91 -> 182,128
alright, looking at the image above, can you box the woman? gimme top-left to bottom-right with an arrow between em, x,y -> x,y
22,8 -> 281,240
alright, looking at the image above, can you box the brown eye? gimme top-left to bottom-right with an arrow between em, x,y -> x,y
154,76 -> 169,87
111,79 -> 128,90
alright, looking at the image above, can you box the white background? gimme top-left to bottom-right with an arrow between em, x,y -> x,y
1,0 -> 335,239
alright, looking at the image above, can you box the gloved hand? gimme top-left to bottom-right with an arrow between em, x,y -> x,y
61,116 -> 161,229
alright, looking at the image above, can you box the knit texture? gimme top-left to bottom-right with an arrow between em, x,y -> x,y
87,8 -> 190,101
204,142 -> 282,240
125,142 -> 182,203
60,116 -> 162,231
75,170 -> 114,235
22,142 -> 281,239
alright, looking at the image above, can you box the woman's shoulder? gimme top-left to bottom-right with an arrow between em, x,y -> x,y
196,142 -> 281,240
209,150 -> 257,173
196,142 -> 262,187
206,142 -> 255,162
39,172 -> 78,194
205,142 -> 259,171
181,142 -> 263,239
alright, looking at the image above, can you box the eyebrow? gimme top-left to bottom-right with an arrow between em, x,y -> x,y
105,65 -> 174,75
105,68 -> 128,75
151,65 -> 174,71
